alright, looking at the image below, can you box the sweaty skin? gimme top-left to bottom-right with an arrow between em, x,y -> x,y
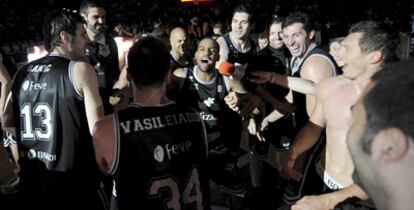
316,76 -> 361,186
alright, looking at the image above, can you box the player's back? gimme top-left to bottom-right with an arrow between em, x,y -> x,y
12,55 -> 101,209
112,102 -> 209,210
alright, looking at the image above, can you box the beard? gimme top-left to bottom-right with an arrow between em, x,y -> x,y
88,23 -> 106,34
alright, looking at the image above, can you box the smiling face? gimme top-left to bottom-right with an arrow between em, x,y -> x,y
83,7 -> 106,35
282,23 -> 314,58
339,32 -> 371,79
195,38 -> 219,72
170,28 -> 187,57
231,12 -> 251,40
269,22 -> 284,49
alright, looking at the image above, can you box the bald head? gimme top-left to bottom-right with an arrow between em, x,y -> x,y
170,27 -> 187,57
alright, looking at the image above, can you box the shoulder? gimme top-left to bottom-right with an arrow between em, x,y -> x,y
93,114 -> 115,147
300,54 -> 335,82
94,114 -> 114,134
302,55 -> 333,72
216,36 -> 227,46
73,61 -> 95,74
317,76 -> 349,98
173,67 -> 187,78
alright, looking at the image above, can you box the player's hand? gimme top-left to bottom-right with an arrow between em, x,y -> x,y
247,118 -> 257,136
249,71 -> 272,84
224,91 -> 240,112
291,194 -> 335,210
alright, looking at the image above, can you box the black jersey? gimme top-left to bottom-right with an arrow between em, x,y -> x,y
12,55 -> 102,208
248,45 -> 291,102
111,102 -> 209,210
175,67 -> 241,145
291,45 -> 340,132
248,46 -> 295,149
223,34 -> 256,91
86,33 -> 120,114
223,33 -> 256,65
171,52 -> 192,70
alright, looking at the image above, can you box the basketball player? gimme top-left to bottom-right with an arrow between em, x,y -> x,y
2,11 -> 105,209
80,0 -> 119,114
348,58 -> 414,210
169,27 -> 191,70
93,36 -> 209,210
250,12 -> 339,205
290,21 -> 399,209
216,4 -> 256,80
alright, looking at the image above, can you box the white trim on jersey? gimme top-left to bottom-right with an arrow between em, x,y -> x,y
108,113 -> 120,175
306,54 -> 338,76
192,66 -> 217,85
68,60 -> 84,100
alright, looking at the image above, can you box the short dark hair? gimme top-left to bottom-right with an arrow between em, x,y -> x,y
232,4 -> 253,23
258,31 -> 268,40
267,16 -> 284,34
79,0 -> 106,15
329,37 -> 345,45
282,12 -> 314,32
349,20 -> 400,65
361,58 -> 414,154
127,36 -> 171,88
42,11 -> 84,52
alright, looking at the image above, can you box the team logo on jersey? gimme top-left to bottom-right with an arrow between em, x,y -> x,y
22,80 -> 30,91
203,97 -> 216,107
154,141 -> 193,163
22,80 -> 47,92
3,132 -> 16,148
27,149 -> 37,160
154,145 -> 165,163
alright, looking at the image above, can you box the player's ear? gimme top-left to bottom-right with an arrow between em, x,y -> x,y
372,128 -> 409,166
308,30 -> 315,40
60,31 -> 72,45
80,12 -> 87,20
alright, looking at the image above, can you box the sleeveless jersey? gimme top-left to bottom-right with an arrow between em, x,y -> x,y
291,46 -> 340,132
223,33 -> 256,65
111,103 -> 209,210
175,67 -> 241,144
11,55 -> 101,207
86,33 -> 119,114
171,52 -> 192,70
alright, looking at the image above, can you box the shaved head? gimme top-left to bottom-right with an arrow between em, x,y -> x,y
170,27 -> 187,57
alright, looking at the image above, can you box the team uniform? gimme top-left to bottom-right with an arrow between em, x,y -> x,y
171,52 -> 192,71
11,54 -> 105,209
110,102 -> 209,210
248,45 -> 294,156
1,49 -> 17,157
222,34 -> 256,66
284,43 -> 340,204
174,66 -> 245,195
86,33 -> 120,114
